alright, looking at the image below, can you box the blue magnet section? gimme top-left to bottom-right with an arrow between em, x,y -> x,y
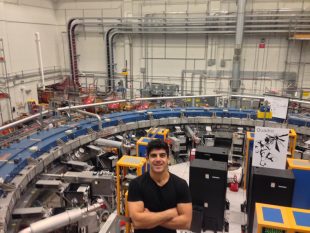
262,207 -> 284,224
0,107 -> 310,184
142,138 -> 151,143
293,211 -> 310,227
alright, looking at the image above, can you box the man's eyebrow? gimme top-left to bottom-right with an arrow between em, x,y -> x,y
150,152 -> 167,155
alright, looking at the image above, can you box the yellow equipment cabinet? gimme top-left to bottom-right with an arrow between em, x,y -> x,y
287,207 -> 310,233
146,127 -> 170,141
136,137 -> 156,157
244,129 -> 297,189
116,155 -> 147,233
257,111 -> 273,119
253,203 -> 310,233
116,155 -> 147,215
253,203 -> 291,233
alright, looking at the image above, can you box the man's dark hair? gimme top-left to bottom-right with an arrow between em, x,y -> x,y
146,139 -> 169,157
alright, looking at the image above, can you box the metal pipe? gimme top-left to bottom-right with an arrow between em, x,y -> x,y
67,19 -> 78,89
94,138 -> 122,148
57,99 -> 127,111
96,24 -> 308,92
0,110 -> 49,131
73,109 -> 102,130
65,14 -> 310,26
180,70 -> 206,96
34,32 -> 45,91
135,94 -> 221,101
69,17 -> 310,30
18,202 -> 104,233
231,0 -> 247,93
231,94 -> 264,99
181,70 -> 185,95
296,41 -> 304,97
129,36 -> 134,99
104,27 -> 115,92
199,74 -> 203,95
2,94 -> 310,132
184,125 -> 201,145
191,73 -> 194,94
67,13 -> 310,94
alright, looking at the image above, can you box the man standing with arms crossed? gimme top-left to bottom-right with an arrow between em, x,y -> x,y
128,139 -> 192,233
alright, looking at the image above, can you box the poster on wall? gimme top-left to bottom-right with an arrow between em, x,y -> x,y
264,96 -> 289,119
252,126 -> 289,169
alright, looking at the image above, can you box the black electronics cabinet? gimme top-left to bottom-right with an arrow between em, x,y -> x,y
247,166 -> 295,233
195,146 -> 229,162
190,159 -> 228,232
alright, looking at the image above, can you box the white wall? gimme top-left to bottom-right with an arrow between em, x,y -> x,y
54,0 -> 310,99
0,0 -> 62,121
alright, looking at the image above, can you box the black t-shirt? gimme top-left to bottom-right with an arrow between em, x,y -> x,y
128,172 -> 191,233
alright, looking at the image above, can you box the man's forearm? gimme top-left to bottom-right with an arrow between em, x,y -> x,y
132,208 -> 178,229
160,215 -> 191,230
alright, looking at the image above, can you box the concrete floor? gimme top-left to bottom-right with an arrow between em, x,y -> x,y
169,162 -> 247,233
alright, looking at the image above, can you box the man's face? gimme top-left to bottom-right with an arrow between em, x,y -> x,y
148,148 -> 169,174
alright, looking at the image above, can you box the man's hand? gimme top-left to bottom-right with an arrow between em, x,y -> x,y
128,201 -> 178,229
160,203 -> 192,230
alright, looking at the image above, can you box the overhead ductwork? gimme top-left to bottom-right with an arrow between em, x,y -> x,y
231,0 -> 247,93
66,12 -> 310,94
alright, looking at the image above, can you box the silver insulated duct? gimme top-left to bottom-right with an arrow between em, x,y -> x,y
231,0 -> 247,93
18,201 -> 104,233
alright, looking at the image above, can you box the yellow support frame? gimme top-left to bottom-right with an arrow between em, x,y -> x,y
146,127 -> 170,141
288,129 -> 297,158
287,158 -> 310,171
243,132 -> 253,190
116,155 -> 147,233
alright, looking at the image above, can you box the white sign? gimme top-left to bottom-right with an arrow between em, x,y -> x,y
252,127 -> 289,169
264,96 -> 289,119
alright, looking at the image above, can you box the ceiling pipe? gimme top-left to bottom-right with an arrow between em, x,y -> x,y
129,36 -> 134,99
67,13 -> 310,95
231,0 -> 247,93
67,19 -> 79,89
104,28 -> 114,92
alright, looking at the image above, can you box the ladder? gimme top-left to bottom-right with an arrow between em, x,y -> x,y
0,38 -> 13,122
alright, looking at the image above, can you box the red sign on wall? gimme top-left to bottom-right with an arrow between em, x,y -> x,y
259,43 -> 265,49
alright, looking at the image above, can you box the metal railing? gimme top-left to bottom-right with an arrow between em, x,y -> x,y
1,94 -> 310,132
